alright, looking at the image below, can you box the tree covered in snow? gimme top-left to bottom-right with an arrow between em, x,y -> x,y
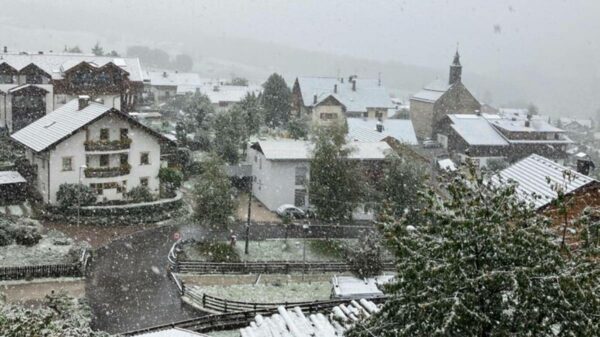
378,155 -> 425,218
347,229 -> 384,278
212,105 -> 248,164
309,125 -> 361,223
0,292 -> 112,337
193,154 -> 236,229
347,167 -> 600,337
238,92 -> 264,136
261,73 -> 291,127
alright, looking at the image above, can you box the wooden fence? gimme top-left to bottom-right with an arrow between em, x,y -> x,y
0,249 -> 90,281
122,296 -> 388,336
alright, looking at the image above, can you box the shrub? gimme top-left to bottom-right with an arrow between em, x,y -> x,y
56,184 -> 96,209
14,226 -> 42,246
0,225 -> 13,246
189,242 -> 241,263
159,167 -> 183,197
346,231 -> 384,278
125,186 -> 154,203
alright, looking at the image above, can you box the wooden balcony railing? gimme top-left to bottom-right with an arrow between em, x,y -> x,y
84,138 -> 132,151
84,164 -> 131,178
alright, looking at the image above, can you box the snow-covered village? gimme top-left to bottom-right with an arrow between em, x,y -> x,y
0,1 -> 599,336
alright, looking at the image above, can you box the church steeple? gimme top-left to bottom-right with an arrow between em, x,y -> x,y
449,49 -> 462,85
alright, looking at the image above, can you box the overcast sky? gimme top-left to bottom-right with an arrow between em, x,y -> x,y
2,0 -> 600,115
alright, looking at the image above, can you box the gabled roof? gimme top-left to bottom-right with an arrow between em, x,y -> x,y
491,154 -> 598,209
346,118 -> 418,145
296,76 -> 393,112
411,79 -> 453,103
448,114 -> 508,146
11,99 -> 173,152
8,84 -> 49,94
251,139 -> 392,161
0,53 -> 144,82
147,71 -> 204,87
490,118 -> 564,133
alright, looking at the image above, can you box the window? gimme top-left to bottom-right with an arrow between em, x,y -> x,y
375,111 -> 384,118
0,74 -> 13,84
295,166 -> 307,185
90,183 -> 103,195
100,129 -> 109,141
62,157 -> 73,171
294,189 -> 306,207
100,155 -> 109,167
140,177 -> 149,187
120,128 -> 129,141
320,113 -> 338,120
140,152 -> 149,165
363,112 -> 368,118
254,155 -> 257,163
120,154 -> 128,166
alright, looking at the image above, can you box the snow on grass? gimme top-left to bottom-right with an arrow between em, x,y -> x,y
193,279 -> 332,303
0,230 -> 82,267
210,329 -> 241,337
234,239 -> 354,262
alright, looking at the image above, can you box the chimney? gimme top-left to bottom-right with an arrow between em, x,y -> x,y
376,120 -> 384,132
313,94 -> 318,104
162,71 -> 167,78
3,46 -> 6,53
352,80 -> 356,91
38,51 -> 43,55
334,84 -> 338,94
340,77 -> 344,83
78,95 -> 90,110
475,109 -> 481,116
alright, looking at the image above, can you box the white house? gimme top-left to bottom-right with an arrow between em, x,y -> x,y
247,139 -> 392,217
11,97 -> 173,204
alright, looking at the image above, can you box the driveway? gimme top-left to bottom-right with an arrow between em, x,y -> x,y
85,224 -> 198,334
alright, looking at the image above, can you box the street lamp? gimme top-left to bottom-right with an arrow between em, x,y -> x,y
77,165 -> 87,227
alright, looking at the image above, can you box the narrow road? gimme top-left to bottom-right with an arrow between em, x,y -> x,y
85,225 -> 198,334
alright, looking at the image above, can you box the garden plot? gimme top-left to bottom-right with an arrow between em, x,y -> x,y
182,239 -> 356,262
189,279 -> 332,303
0,229 -> 84,267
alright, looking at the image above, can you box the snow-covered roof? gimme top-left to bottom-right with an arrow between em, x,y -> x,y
346,118 -> 418,145
239,299 -> 380,337
0,52 -> 144,82
252,139 -> 392,161
133,328 -> 210,337
146,71 -> 206,87
331,275 -> 392,299
296,77 -> 393,112
559,117 -> 593,128
0,171 -> 26,185
177,84 -> 262,104
448,114 -> 509,146
438,158 -> 457,171
491,154 -> 598,209
490,118 -> 564,133
11,99 -> 171,152
410,79 -> 453,103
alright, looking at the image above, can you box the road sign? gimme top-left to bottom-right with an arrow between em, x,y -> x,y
173,232 -> 181,241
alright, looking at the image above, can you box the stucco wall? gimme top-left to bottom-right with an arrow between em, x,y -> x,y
42,114 -> 161,204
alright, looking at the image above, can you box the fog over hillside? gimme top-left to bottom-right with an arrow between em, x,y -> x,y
1,0 -> 599,117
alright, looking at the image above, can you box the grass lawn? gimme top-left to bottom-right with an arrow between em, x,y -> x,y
191,280 -> 332,303
235,239 -> 354,262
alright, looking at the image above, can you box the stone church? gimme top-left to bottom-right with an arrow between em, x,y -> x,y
410,51 -> 481,140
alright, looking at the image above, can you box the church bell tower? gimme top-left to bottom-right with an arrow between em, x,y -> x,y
449,50 -> 462,85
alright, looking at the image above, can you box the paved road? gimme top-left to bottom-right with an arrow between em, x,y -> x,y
86,225 -> 198,334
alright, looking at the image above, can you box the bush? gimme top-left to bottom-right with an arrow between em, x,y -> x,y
125,186 -> 154,203
14,226 -> 42,246
188,242 -> 241,263
346,231 -> 384,278
56,184 -> 96,209
0,225 -> 13,246
159,167 -> 183,197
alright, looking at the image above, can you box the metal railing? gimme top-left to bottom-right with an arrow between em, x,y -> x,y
176,260 -> 395,275
122,296 -> 388,336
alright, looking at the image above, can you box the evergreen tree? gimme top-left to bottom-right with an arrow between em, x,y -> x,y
239,92 -> 264,136
212,106 -> 248,164
309,125 -> 361,223
193,155 -> 236,229
183,93 -> 215,129
91,42 -> 104,56
347,168 -> 600,337
261,73 -> 291,127
286,115 -> 310,140
379,155 -> 425,218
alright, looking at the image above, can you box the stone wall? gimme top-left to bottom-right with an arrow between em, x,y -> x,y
409,99 -> 434,140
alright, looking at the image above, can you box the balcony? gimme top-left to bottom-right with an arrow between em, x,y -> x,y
84,164 -> 131,178
84,138 -> 132,152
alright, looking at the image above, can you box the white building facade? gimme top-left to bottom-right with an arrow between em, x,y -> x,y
11,98 -> 171,204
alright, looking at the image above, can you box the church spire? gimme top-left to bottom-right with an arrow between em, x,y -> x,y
449,47 -> 462,85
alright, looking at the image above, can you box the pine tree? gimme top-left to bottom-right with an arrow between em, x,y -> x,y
347,167 -> 600,337
379,155 -> 425,218
212,105 -> 248,164
91,42 -> 104,56
309,125 -> 361,223
261,73 -> 291,127
193,155 -> 236,229
239,92 -> 264,136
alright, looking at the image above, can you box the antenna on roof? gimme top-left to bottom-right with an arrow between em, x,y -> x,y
378,72 -> 381,87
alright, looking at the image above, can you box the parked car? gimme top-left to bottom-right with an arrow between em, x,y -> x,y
276,204 -> 306,219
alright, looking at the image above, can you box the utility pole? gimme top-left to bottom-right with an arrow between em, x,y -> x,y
245,177 -> 252,254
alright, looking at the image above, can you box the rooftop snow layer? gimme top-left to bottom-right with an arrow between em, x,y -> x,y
448,114 -> 509,146
253,139 -> 391,161
346,118 -> 418,145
